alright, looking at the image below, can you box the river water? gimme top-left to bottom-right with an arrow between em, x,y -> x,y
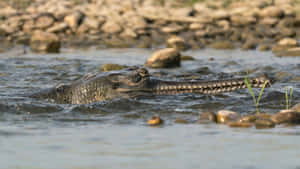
0,47 -> 300,169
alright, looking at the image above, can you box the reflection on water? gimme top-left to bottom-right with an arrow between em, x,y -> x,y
0,48 -> 300,169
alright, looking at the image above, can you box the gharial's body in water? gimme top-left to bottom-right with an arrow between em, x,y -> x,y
31,67 -> 272,104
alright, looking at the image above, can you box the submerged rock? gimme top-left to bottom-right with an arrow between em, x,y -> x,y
174,117 -> 188,124
227,122 -> 253,128
148,115 -> 163,126
100,64 -> 128,72
255,119 -> 275,129
238,115 -> 257,123
30,31 -> 60,53
145,48 -> 181,68
271,109 -> 300,124
216,110 -> 240,124
197,112 -> 217,124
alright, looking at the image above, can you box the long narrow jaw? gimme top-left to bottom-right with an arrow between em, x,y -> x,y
152,75 -> 272,95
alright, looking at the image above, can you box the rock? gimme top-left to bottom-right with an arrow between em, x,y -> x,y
30,31 -> 60,53
256,113 -> 272,120
161,24 -> 185,34
180,55 -> 195,61
238,115 -> 257,123
47,22 -> 68,33
260,17 -> 278,26
198,112 -> 217,124
145,48 -> 181,68
120,28 -> 137,39
255,119 -> 275,129
242,38 -> 258,50
174,117 -> 188,124
166,36 -> 186,51
209,41 -> 235,50
101,21 -> 122,34
100,64 -> 128,72
272,38 -> 299,54
278,38 -> 298,46
259,6 -> 284,18
64,11 -> 84,32
280,27 -> 296,37
227,122 -> 253,128
276,47 -> 300,57
148,115 -> 163,126
212,10 -> 229,20
258,44 -> 271,51
230,15 -> 256,26
84,17 -> 104,30
0,27 -> 6,36
189,23 -> 205,30
291,103 -> 300,112
35,13 -> 56,29
271,110 -> 300,124
216,110 -> 240,124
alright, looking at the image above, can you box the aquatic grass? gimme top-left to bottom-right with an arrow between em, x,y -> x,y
244,75 -> 268,114
285,86 -> 293,109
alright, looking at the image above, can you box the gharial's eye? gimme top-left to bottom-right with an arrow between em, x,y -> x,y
137,68 -> 149,77
132,74 -> 142,83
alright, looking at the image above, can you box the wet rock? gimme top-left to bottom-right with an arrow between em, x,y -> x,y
276,47 -> 300,57
255,119 -> 275,129
100,64 -> 128,72
30,31 -> 60,53
216,110 -> 240,124
197,112 -> 217,124
64,11 -> 84,32
148,115 -> 163,126
166,36 -> 186,51
242,38 -> 258,50
238,115 -> 257,123
145,48 -> 181,68
258,44 -> 271,51
174,117 -> 188,124
256,113 -> 272,120
271,110 -> 300,124
101,21 -> 122,34
227,122 -> 253,128
209,41 -> 235,50
180,55 -> 195,61
272,38 -> 299,55
35,13 -> 56,29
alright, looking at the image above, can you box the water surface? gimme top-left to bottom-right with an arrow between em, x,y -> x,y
0,47 -> 300,169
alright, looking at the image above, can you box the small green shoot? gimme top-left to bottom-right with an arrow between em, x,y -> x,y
285,86 -> 293,109
244,76 -> 269,114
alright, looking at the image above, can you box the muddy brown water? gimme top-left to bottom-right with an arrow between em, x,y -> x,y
0,47 -> 300,169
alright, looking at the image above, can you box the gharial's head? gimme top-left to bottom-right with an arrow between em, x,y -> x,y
91,66 -> 153,101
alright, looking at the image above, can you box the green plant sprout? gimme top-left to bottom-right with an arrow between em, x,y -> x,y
285,86 -> 293,110
244,76 -> 269,114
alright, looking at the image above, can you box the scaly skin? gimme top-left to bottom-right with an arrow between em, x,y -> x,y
31,67 -> 272,104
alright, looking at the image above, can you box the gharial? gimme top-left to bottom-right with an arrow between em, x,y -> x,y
31,67 -> 273,104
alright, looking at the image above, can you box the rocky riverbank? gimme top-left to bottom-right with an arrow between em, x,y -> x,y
1,0 -> 300,55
